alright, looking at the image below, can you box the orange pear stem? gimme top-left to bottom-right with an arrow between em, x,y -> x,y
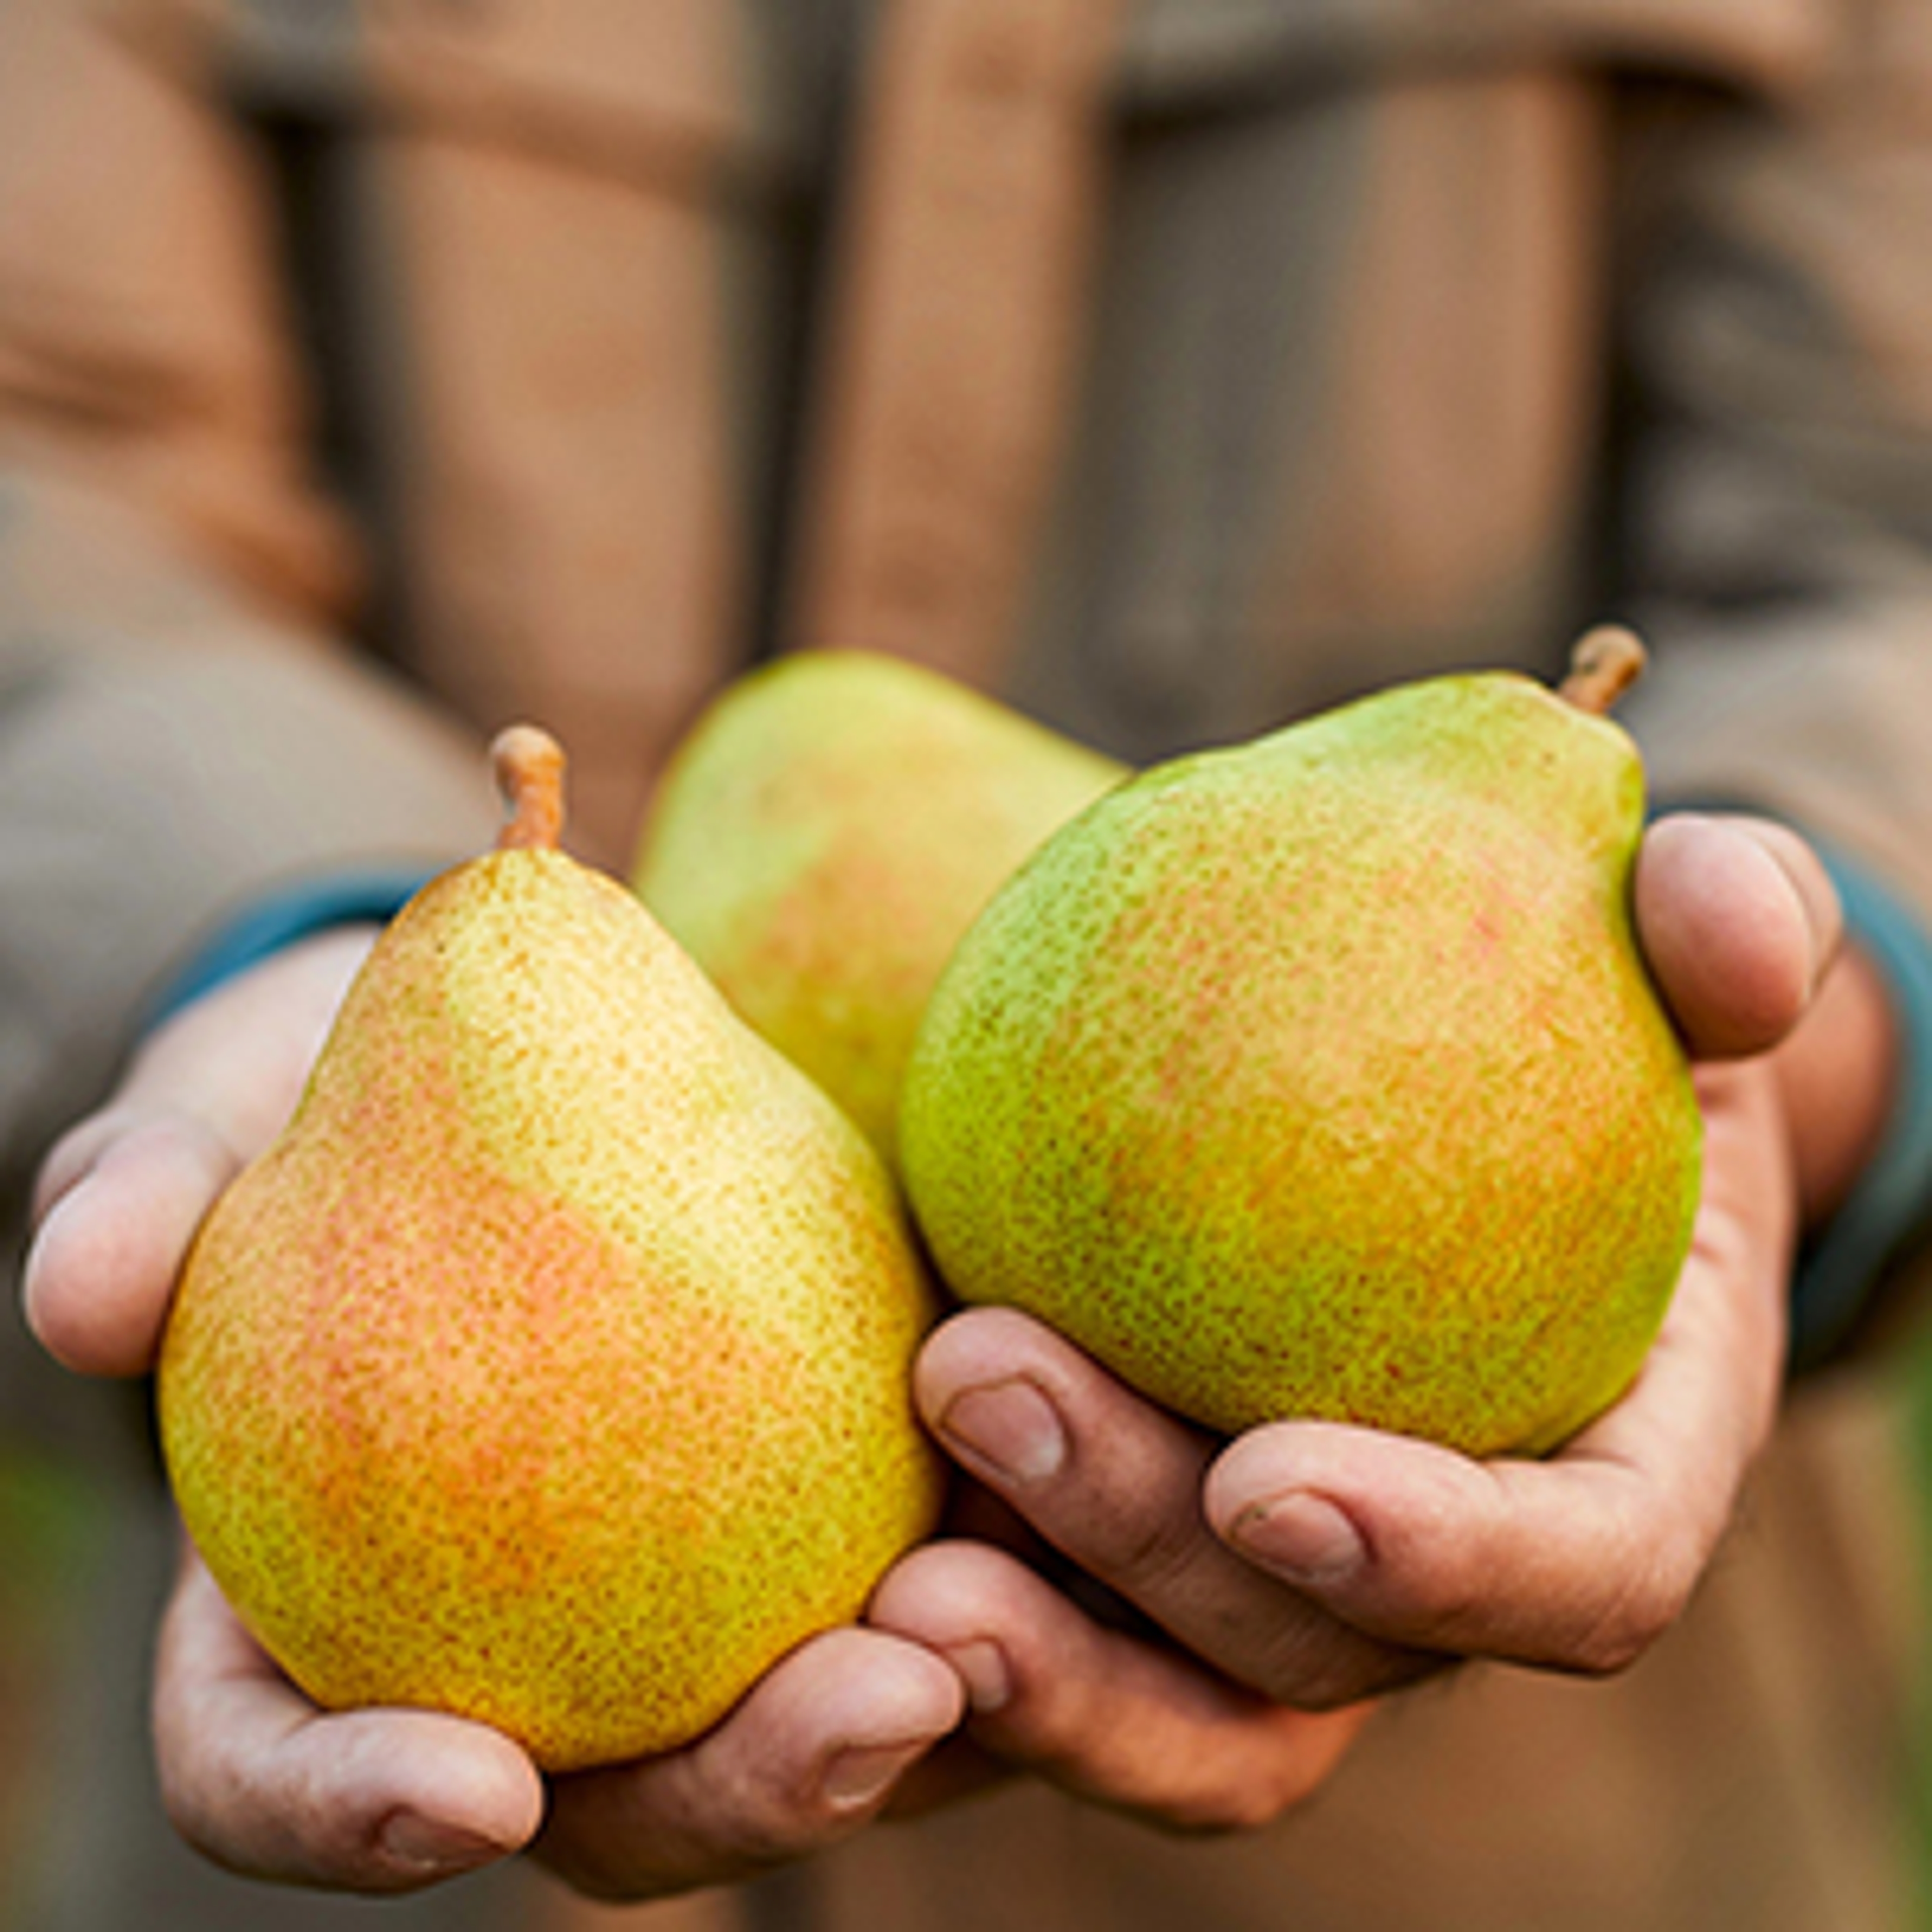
492,725 -> 567,852
1557,626 -> 1647,717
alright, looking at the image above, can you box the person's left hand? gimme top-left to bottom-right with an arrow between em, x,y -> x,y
868,812 -> 1869,1830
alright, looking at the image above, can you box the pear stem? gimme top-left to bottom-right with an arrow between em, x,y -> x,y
1557,625 -> 1647,716
492,725 -> 567,852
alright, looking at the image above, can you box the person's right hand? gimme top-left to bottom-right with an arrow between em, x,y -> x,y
22,930 -> 967,1898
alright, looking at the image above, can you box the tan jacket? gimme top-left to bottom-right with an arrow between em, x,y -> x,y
2,3 -> 1929,1928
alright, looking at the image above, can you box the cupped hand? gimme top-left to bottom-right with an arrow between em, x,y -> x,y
21,930 -> 965,1899
20,814 -> 1872,1872
872,812 -> 1867,1815
158,1536 -> 960,1897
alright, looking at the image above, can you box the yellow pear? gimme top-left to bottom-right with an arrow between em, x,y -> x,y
633,651 -> 1125,1157
900,632 -> 1704,1459
159,728 -> 942,1771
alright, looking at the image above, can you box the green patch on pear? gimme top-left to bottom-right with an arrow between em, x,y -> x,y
159,727 -> 943,1772
900,631 -> 1704,1459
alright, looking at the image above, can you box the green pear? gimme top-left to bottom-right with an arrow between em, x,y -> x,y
632,651 -> 1125,1158
899,631 -> 1704,1458
159,727 -> 943,1772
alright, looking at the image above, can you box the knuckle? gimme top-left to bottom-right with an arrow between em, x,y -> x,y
1409,1572 -> 1493,1652
1021,1384 -> 1213,1595
1087,1499 -> 1203,1594
1568,1617 -> 1643,1678
1270,1641 -> 1439,1711
1160,1787 -> 1278,1837
1243,1615 -> 1371,1710
1149,1745 -> 1336,1837
700,1762 -> 824,1866
1209,1763 -> 1320,1833
1567,1546 -> 1695,1676
1057,1437 -> 1212,1595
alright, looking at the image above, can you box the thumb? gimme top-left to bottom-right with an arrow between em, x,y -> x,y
25,1110 -> 243,1376
1635,814 -> 1842,1061
23,925 -> 377,1378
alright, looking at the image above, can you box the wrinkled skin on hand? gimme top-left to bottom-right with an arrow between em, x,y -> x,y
23,812 -> 1885,1899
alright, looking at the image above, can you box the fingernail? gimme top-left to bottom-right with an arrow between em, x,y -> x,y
378,1812 -> 509,1875
937,1379 -> 1067,1485
1229,1493 -> 1366,1584
820,1741 -> 926,1812
945,1638 -> 1013,1715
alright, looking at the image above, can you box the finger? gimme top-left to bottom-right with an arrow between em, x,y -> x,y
1206,1062 -> 1793,1673
1637,814 -> 1841,1059
118,924 -> 381,1152
155,1548 -> 543,1893
916,1308 -> 1436,1708
23,1110 -> 242,1376
871,1539 -> 1374,1833
536,1628 -> 962,1901
24,930 -> 379,1377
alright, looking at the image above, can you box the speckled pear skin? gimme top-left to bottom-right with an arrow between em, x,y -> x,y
899,664 -> 1705,1458
159,778 -> 942,1771
632,652 -> 1124,1157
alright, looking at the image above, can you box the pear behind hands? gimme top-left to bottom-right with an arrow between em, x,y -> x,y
159,728 -> 942,1772
634,651 -> 1125,1157
900,632 -> 1704,1459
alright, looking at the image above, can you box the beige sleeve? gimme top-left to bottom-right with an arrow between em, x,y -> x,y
1614,47 -> 1932,923
0,5 -> 494,1181
1607,40 -> 1932,1348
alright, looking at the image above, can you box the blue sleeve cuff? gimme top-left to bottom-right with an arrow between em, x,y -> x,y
1788,840 -> 1932,1367
144,869 -> 436,1029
